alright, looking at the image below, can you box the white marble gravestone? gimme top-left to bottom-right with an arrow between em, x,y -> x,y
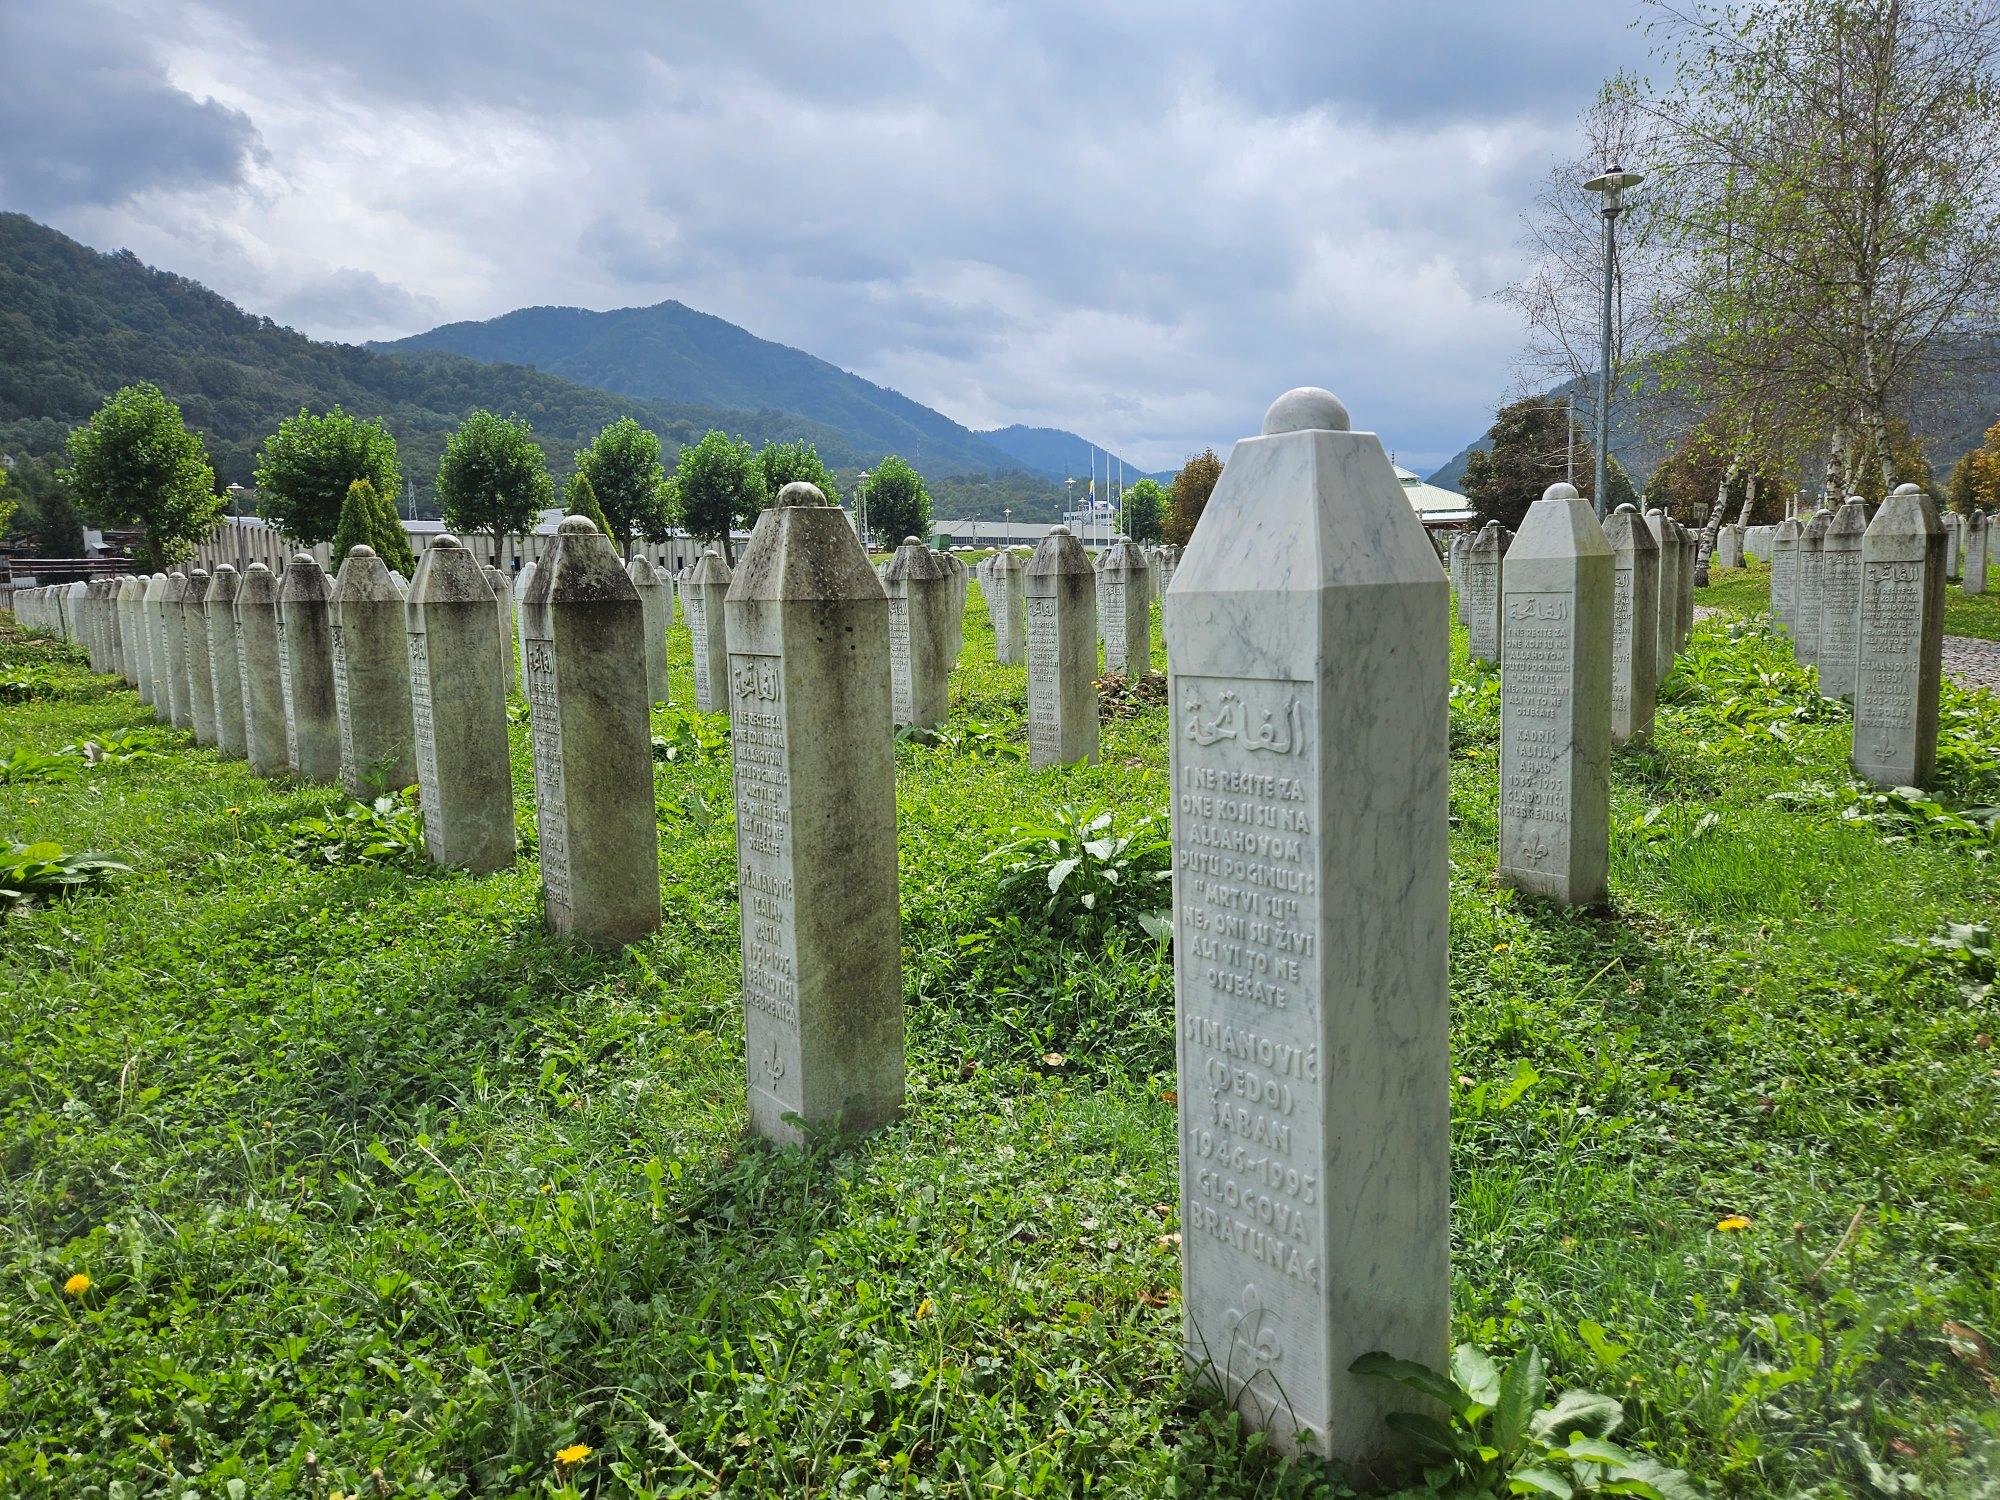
235,562 -> 290,778
1795,508 -> 1831,669
205,565 -> 248,757
1102,536 -> 1153,675
408,536 -> 516,873
1717,525 -> 1743,570
1500,484 -> 1611,905
181,569 -> 220,746
332,546 -> 418,796
513,562 -> 537,692
1943,512 -> 1962,581
1603,504 -> 1658,746
1966,510 -> 1990,595
158,572 -> 195,731
686,549 -> 734,714
122,575 -> 153,705
725,483 -> 904,1143
1461,521 -> 1504,663
1678,523 -> 1696,649
278,552 -> 342,783
1817,498 -> 1867,700
1769,517 -> 1801,632
884,538 -> 953,730
627,554 -> 673,704
1164,388 -> 1448,1465
1852,486 -> 1946,787
1023,526 -> 1100,768
1644,510 -> 1678,684
483,564 -> 516,695
521,516 -> 663,945
987,548 -> 1027,666
143,574 -> 175,724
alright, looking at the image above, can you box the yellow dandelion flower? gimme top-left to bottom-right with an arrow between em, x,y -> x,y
1716,1215 -> 1752,1232
64,1273 -> 92,1296
555,1443 -> 592,1466
1492,943 -> 1509,952
917,1298 -> 933,1319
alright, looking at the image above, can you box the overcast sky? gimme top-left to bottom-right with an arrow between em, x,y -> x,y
0,1 -> 1648,473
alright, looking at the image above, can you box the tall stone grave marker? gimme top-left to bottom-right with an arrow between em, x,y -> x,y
1644,510 -> 1678,683
144,574 -> 175,724
513,563 -> 537,691
279,553 -> 342,783
333,546 -> 418,796
1102,536 -> 1153,674
483,564 -> 516,694
1603,503 -> 1658,746
122,575 -> 153,705
1461,521 -> 1504,662
1023,526 -> 1100,768
1818,498 -> 1867,700
1678,524 -> 1697,648
408,536 -> 516,873
1717,525 -> 1743,569
686,549 -> 734,713
159,572 -> 195,731
1853,485 -> 1945,788
1966,509 -> 1990,595
884,538 -> 953,730
235,563 -> 290,778
1769,517 -> 1801,631
988,548 -> 1027,665
205,565 -> 248,757
628,554 -> 673,704
1165,388 -> 1448,1465
940,550 -> 969,665
181,570 -> 220,746
1943,512 -> 1961,581
521,517 -> 663,945
1501,484 -> 1612,905
725,483 -> 904,1143
1795,508 -> 1832,668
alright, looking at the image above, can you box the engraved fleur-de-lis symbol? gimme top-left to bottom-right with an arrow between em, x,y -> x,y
1222,1283 -> 1281,1373
762,1040 -> 786,1085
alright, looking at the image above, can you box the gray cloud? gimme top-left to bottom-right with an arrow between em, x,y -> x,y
6,0 -> 1650,472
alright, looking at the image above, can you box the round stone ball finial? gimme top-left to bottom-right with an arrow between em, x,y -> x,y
293,552 -> 316,566
1543,482 -> 1580,503
1613,501 -> 1638,515
703,547 -> 720,558
434,533 -> 463,549
350,544 -> 377,558
903,535 -> 921,546
1050,524 -> 1073,536
776,481 -> 826,507
1891,482 -> 1922,497
558,515 -> 601,535
1261,387 -> 1351,435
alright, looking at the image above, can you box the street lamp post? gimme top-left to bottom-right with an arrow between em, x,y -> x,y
1583,163 -> 1643,522
857,469 -> 870,550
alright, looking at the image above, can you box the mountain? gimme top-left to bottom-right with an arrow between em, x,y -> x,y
373,300 -> 1039,477
974,424 -> 1175,484
0,214 -> 869,499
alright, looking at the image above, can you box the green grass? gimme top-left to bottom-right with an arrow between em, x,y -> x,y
1,589 -> 1997,1498
1705,552 -> 2000,640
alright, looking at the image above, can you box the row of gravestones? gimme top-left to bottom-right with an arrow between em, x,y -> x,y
1729,508 -> 1987,595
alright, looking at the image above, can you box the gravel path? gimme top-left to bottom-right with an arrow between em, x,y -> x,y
1694,604 -> 2000,692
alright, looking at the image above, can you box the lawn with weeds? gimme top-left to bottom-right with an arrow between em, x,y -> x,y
1,578 -> 1997,1498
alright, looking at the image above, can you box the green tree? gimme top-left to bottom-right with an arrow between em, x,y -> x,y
862,454 -> 931,549
58,382 -> 221,568
254,406 -> 402,548
436,411 -> 555,564
331,478 -> 416,575
574,417 -> 669,548
1164,450 -> 1223,546
671,430 -> 767,562
757,439 -> 840,509
1122,476 -> 1169,543
565,470 -> 614,538
1459,396 -> 1593,532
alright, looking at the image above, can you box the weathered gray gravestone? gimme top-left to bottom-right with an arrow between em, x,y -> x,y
1461,520 -> 1504,662
278,553 -> 342,783
1853,485 -> 1946,788
144,574 -> 175,724
1165,388 -> 1448,1465
513,563 -> 537,692
1500,484 -> 1612,905
1603,504 -> 1659,746
1966,510 -> 1990,595
1644,510 -> 1678,684
1769,516 -> 1801,632
235,563 -> 290,777
205,565 -> 248,757
1943,512 -> 1962,581
1795,508 -> 1832,669
1678,524 -> 1696,649
627,555 -> 673,704
940,550 -> 969,665
1717,525 -> 1744,570
1023,525 -> 1100,768
521,516 -> 663,945
159,572 -> 195,731
332,546 -> 418,796
181,570 -> 220,746
483,564 -> 516,695
123,576 -> 153,704
726,483 -> 904,1142
408,536 -> 516,873
1447,533 -> 1466,604
1102,536 -> 1153,675
686,549 -> 734,713
1818,498 -> 1868,700
987,548 -> 1027,666
884,538 -> 953,730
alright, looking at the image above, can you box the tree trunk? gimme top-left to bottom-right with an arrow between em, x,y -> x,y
1733,471 -> 1759,529
1697,460 -> 1737,587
